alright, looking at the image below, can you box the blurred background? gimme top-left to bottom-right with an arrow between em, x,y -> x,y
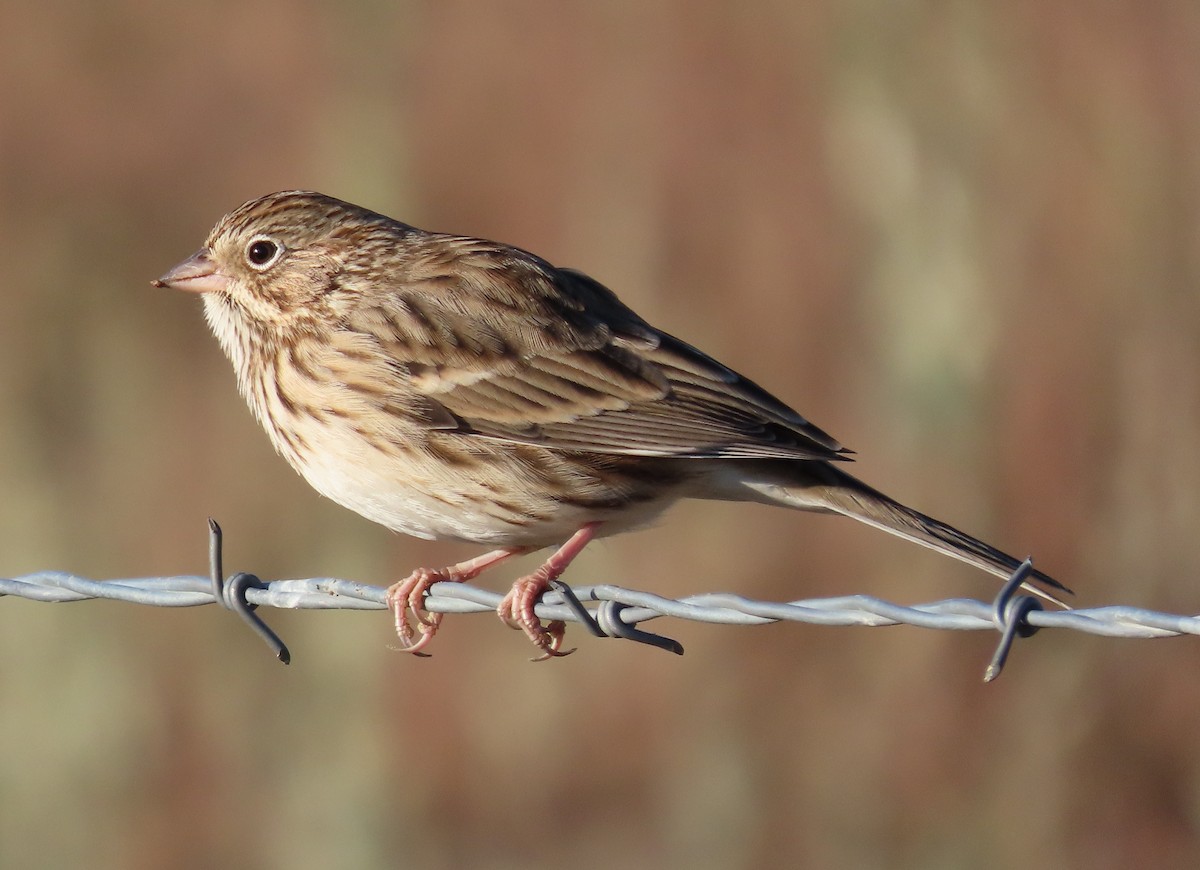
2,1 -> 1199,867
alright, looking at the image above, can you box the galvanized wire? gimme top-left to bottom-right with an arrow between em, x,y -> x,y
0,522 -> 1192,679
1,568 -> 1193,638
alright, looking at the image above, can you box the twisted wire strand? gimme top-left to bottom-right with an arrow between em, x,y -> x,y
6,523 -> 1183,679
0,570 -> 1191,639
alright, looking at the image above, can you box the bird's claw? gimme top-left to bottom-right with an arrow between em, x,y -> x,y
499,578 -> 575,661
385,568 -> 445,657
529,620 -> 575,661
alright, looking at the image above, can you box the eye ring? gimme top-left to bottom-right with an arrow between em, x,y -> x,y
245,236 -> 284,270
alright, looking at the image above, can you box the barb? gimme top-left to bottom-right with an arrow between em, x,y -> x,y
983,559 -> 1043,681
208,519 -> 291,664
549,578 -> 685,655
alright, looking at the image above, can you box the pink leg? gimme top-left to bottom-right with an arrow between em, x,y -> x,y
386,548 -> 521,656
498,522 -> 600,661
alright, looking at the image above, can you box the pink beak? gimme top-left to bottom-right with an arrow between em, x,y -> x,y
153,249 -> 229,294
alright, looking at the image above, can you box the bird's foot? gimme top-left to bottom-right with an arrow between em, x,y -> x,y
386,548 -> 519,656
385,567 -> 447,656
496,522 -> 599,661
498,575 -> 573,661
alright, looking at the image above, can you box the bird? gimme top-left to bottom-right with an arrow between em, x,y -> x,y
154,190 -> 1070,658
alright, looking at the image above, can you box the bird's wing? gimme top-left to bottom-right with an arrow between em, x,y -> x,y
344,237 -> 851,462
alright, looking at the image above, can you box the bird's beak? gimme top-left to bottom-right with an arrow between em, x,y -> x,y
152,249 -> 229,294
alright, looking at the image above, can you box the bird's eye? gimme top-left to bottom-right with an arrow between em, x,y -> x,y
245,237 -> 283,270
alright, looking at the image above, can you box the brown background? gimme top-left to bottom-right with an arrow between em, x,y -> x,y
2,2 -> 1199,867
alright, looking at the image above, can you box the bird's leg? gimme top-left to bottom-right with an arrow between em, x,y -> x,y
387,548 -> 521,655
498,522 -> 600,661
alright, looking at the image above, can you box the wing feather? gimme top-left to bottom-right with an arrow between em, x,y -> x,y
341,235 -> 851,462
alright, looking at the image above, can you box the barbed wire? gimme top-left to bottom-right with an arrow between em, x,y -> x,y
1,521 -> 1194,680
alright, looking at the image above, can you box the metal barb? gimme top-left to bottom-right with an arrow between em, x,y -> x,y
548,579 -> 605,637
207,519 -> 291,664
597,601 -> 685,655
983,558 -> 1043,682
549,580 -> 684,655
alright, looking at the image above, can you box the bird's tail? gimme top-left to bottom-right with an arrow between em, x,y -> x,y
706,460 -> 1072,607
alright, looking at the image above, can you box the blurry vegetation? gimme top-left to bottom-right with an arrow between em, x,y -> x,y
1,2 -> 1199,868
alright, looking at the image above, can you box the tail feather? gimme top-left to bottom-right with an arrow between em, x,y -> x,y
823,480 -> 1071,606
716,461 -> 1072,607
